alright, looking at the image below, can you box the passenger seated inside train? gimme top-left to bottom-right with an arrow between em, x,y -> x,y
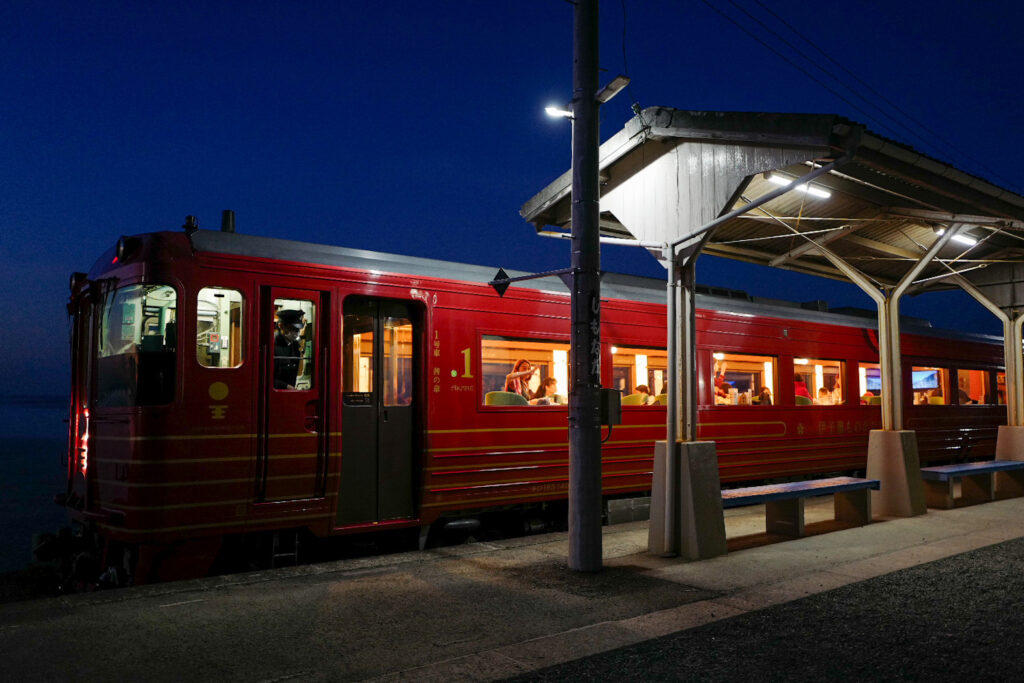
816,386 -> 833,405
754,386 -> 772,405
634,384 -> 651,405
529,377 -> 562,405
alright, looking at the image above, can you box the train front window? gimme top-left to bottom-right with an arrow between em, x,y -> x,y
612,345 -> 667,405
196,287 -> 244,368
712,352 -> 775,405
96,284 -> 177,407
481,335 -> 570,406
912,366 -> 949,405
793,358 -> 844,405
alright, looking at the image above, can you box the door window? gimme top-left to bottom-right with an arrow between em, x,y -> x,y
383,315 -> 413,406
272,298 -> 316,390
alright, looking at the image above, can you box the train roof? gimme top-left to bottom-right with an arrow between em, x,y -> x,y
190,229 -> 1002,346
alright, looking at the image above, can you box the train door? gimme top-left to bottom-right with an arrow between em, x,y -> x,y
259,288 -> 329,503
337,297 -> 418,525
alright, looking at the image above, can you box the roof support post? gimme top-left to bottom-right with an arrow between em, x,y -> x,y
808,224 -> 959,429
952,274 -> 1024,427
649,247 -> 725,558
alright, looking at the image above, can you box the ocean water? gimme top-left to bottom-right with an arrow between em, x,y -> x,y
0,395 -> 68,572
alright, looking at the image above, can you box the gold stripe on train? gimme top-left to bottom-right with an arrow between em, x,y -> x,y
93,431 -> 342,442
92,452 -> 341,466
96,472 -> 341,488
427,438 -> 656,455
427,423 -> 663,435
419,481 -> 645,509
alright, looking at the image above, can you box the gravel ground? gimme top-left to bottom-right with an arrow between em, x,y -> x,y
509,537 -> 1024,682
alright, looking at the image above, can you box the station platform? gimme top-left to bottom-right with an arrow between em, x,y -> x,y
3,495 -> 1024,682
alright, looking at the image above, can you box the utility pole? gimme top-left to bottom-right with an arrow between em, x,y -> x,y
568,0 -> 602,572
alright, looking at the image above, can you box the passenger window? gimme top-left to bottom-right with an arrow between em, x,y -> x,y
712,352 -> 775,406
957,369 -> 992,405
857,362 -> 881,405
794,358 -> 844,405
196,287 -> 244,368
481,335 -> 569,406
96,284 -> 177,407
912,366 -> 949,405
997,372 -> 1007,405
272,299 -> 316,390
612,345 -> 667,405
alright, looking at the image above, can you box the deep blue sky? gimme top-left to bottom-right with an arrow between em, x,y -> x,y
2,1 -> 1022,393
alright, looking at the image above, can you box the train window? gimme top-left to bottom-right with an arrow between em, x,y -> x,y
712,352 -> 775,405
382,314 -> 413,406
857,362 -> 881,404
997,372 -> 1007,404
196,288 -> 244,368
481,335 -> 569,406
911,365 -> 949,405
96,284 -> 177,407
343,310 -> 374,395
956,369 -> 992,404
272,299 -> 316,390
793,358 -> 844,405
612,345 -> 667,404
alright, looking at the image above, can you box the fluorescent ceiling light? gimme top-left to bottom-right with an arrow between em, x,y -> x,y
936,227 -> 978,246
766,173 -> 831,199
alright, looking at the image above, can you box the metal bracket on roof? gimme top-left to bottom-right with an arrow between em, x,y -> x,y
489,267 -> 576,297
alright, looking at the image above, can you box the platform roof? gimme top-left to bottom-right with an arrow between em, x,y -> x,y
521,107 -> 1024,308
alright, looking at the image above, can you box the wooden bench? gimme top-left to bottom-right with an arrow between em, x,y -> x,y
919,460 -> 1024,509
721,476 -> 880,537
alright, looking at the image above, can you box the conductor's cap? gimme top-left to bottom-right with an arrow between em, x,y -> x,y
276,309 -> 305,329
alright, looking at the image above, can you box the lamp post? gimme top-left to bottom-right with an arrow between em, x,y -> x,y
537,0 -> 627,571
566,0 -> 602,572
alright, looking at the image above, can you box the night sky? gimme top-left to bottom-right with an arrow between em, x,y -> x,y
2,1 -> 1022,394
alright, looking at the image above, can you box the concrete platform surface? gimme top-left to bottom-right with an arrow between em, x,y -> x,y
2,496 -> 1023,682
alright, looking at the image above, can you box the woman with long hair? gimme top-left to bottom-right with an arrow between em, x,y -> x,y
504,358 -> 536,401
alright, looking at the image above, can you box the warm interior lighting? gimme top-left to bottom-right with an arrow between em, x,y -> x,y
553,349 -> 569,396
635,354 -> 648,389
545,106 -> 573,119
713,352 -> 725,360
611,346 -> 618,354
795,358 -> 808,365
766,172 -> 831,199
763,361 -> 774,395
859,366 -> 867,396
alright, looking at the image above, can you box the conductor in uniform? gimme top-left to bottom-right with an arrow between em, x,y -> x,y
274,309 -> 305,389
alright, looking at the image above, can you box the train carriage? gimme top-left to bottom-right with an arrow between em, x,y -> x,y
60,223 -> 1007,584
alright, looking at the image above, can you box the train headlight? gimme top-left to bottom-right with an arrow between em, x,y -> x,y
69,272 -> 88,294
114,236 -> 140,264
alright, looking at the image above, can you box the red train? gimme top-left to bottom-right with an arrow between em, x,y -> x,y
59,221 -> 1006,584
